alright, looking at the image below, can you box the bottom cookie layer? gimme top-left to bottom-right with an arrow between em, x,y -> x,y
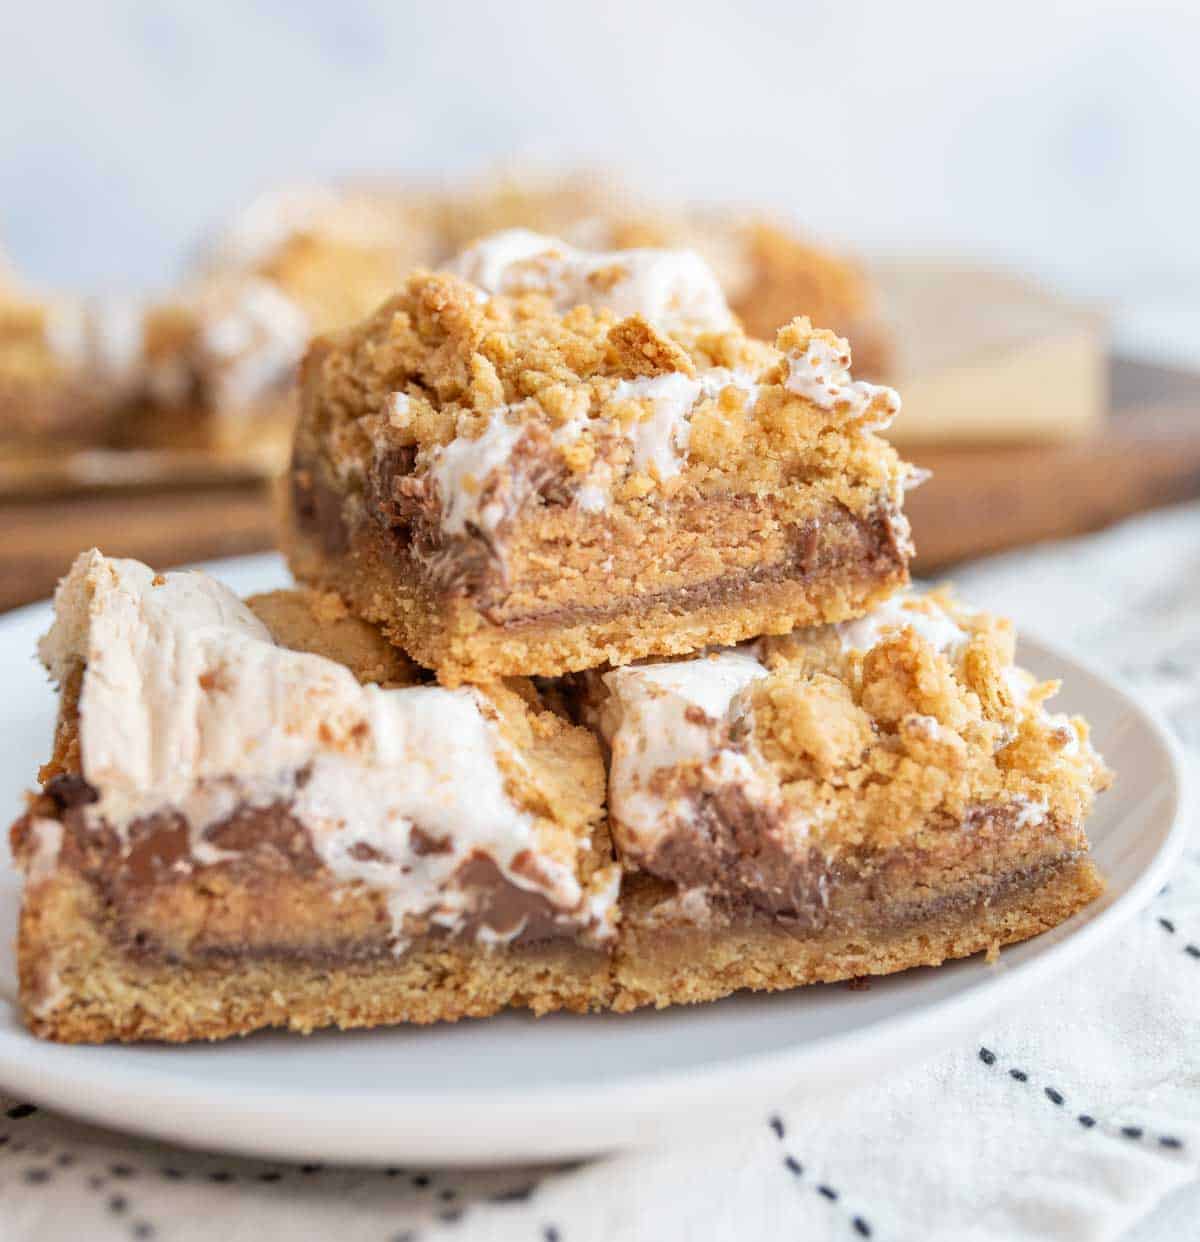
611,860 -> 1104,1011
18,858 -> 1104,1043
18,872 -> 611,1044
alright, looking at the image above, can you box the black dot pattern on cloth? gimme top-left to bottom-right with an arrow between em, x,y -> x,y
488,1184 -> 537,1204
768,1114 -> 875,1237
0,1091 -> 573,1241
0,1098 -> 175,1240
976,1048 -> 1188,1152
1153,912 -> 1200,960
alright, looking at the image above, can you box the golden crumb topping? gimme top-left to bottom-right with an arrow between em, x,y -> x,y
758,592 -> 1112,846
299,257 -> 907,532
600,590 -> 1111,865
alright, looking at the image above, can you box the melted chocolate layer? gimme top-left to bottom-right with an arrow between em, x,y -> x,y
640,794 -> 1086,932
21,783 -> 595,961
292,444 -> 907,628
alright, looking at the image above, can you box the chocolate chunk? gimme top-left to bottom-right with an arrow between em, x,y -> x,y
45,774 -> 99,810
452,853 -> 573,942
410,828 -> 452,856
290,452 -> 349,556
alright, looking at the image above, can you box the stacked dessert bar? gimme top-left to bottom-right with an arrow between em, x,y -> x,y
10,235 -> 1110,1042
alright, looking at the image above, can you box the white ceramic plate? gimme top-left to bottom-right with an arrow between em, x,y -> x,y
0,555 -> 1188,1165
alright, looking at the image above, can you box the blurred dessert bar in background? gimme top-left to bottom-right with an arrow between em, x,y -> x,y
0,171 -> 894,476
128,274 -> 313,461
285,233 -> 913,682
0,282 -> 143,447
0,274 -> 308,466
204,171 -> 893,376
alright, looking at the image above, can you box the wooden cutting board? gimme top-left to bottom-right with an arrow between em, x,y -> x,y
904,363 -> 1200,568
1,357 -> 1198,613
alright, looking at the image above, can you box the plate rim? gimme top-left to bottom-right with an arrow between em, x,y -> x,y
0,560 -> 1189,1162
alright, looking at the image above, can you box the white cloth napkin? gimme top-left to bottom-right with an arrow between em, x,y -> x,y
3,503 -> 1200,1242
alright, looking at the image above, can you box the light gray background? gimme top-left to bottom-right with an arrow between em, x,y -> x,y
1,0 -> 1196,359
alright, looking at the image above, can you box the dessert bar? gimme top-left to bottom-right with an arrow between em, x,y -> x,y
9,560 -> 1109,1041
287,233 -> 913,683
11,553 -> 618,1042
581,590 -> 1110,1009
0,274 -> 310,462
200,184 -> 437,329
0,285 -> 143,446
126,274 -> 315,458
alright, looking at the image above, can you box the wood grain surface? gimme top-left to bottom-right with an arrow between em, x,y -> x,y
0,358 -> 1197,612
905,360 -> 1200,569
0,483 -> 280,611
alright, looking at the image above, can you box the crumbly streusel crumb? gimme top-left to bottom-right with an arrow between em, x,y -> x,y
751,592 -> 1111,847
306,263 -> 899,508
597,589 -> 1110,864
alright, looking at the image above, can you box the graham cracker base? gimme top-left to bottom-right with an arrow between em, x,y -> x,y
17,859 -> 1104,1043
611,860 -> 1105,1011
18,871 -> 611,1044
